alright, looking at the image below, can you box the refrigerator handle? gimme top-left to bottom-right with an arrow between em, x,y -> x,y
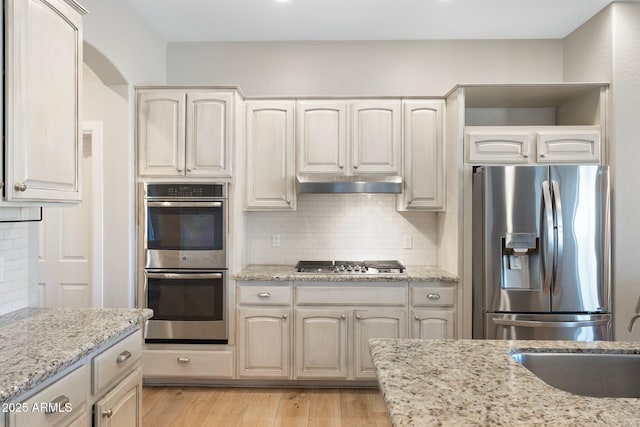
551,180 -> 564,296
492,318 -> 609,328
542,180 -> 554,296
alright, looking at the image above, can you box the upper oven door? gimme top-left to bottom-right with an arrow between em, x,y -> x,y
144,200 -> 227,269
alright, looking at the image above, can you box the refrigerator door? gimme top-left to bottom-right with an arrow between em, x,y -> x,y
485,313 -> 612,340
479,166 -> 550,313
550,166 -> 610,313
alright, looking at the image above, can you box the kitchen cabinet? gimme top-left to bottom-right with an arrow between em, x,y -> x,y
137,89 -> 234,178
7,328 -> 143,427
2,0 -> 86,203
465,126 -> 601,164
398,100 -> 446,211
410,283 -> 456,339
237,282 -> 292,379
296,100 -> 401,175
93,368 -> 141,427
294,283 -> 408,381
245,100 -> 296,210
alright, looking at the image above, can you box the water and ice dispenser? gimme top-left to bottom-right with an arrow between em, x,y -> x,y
501,233 -> 538,289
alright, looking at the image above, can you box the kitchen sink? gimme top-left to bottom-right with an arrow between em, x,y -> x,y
511,351 -> 640,398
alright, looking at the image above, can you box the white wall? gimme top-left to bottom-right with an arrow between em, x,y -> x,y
563,2 -> 640,340
167,40 -> 562,96
80,0 -> 166,85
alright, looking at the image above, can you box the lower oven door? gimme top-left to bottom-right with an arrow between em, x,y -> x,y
144,270 -> 227,343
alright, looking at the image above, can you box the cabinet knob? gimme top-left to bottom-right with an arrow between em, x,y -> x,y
415,314 -> 421,320
339,165 -> 344,169
286,199 -> 291,205
177,168 -> 183,172
427,293 -> 441,301
14,182 -> 27,192
356,314 -> 362,320
282,314 -> 288,319
102,409 -> 113,418
353,165 -> 359,170
257,292 -> 271,298
187,167 -> 193,172
116,350 -> 132,364
177,357 -> 190,364
341,314 -> 347,319
0,181 -> 4,190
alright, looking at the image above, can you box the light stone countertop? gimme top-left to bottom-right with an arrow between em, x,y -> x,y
369,338 -> 640,426
233,264 -> 458,282
0,307 -> 153,404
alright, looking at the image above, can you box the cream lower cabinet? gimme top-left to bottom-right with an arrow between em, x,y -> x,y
294,284 -> 408,381
410,283 -> 456,339
93,368 -> 141,427
8,328 -> 143,427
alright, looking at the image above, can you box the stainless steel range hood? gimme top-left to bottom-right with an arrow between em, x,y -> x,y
296,175 -> 403,194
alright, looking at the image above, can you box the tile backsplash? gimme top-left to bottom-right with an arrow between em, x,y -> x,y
0,216 -> 30,315
247,194 -> 437,265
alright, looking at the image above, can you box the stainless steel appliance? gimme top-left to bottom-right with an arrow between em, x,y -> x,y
295,260 -> 405,274
141,183 -> 228,343
472,165 -> 611,341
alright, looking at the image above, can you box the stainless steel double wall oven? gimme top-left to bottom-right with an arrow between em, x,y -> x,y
141,182 -> 228,343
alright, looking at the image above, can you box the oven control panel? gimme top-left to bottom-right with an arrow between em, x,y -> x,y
145,183 -> 226,198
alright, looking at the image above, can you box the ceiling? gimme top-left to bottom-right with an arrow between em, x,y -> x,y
125,0 -> 625,42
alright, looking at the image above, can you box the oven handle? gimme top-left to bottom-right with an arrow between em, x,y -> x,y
146,201 -> 223,208
145,272 -> 224,280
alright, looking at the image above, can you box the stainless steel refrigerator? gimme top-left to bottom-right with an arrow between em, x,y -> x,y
472,165 -> 611,340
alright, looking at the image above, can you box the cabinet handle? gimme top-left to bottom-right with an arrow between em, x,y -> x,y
341,314 -> 347,319
355,314 -> 362,320
116,350 -> 132,364
257,292 -> 271,298
177,357 -> 191,364
0,181 -> 4,190
14,182 -> 27,192
282,314 -> 288,319
177,167 -> 183,172
101,409 -> 113,418
427,293 -> 441,301
353,165 -> 359,170
286,199 -> 291,205
539,153 -> 546,158
415,314 -> 421,320
187,167 -> 193,172
339,164 -> 344,169
45,395 -> 70,414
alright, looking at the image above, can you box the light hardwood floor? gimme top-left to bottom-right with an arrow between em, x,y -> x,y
142,386 -> 391,427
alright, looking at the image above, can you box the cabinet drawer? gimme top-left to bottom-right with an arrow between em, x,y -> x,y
412,287 -> 455,307
238,285 -> 291,305
296,286 -> 407,306
15,365 -> 88,427
92,329 -> 142,394
142,349 -> 234,379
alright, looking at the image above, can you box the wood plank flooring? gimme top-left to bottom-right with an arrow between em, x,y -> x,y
142,386 -> 391,427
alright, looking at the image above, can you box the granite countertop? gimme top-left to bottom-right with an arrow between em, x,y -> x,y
233,264 -> 458,282
369,338 -> 640,426
0,307 -> 152,404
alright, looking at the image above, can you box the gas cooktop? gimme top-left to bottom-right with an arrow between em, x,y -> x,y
295,260 -> 406,274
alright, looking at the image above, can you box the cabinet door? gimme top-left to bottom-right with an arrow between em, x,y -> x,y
295,309 -> 348,379
137,90 -> 186,177
94,368 -> 142,427
536,130 -> 601,163
351,100 -> 401,174
4,0 -> 85,202
238,308 -> 291,379
399,100 -> 445,210
245,101 -> 296,210
412,309 -> 455,339
465,129 -> 531,164
186,92 -> 234,177
297,101 -> 348,174
353,310 -> 407,379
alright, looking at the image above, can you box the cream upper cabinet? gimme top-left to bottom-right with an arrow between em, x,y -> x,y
137,89 -> 234,178
296,101 -> 348,174
398,100 -> 445,211
3,0 -> 86,203
296,99 -> 401,175
245,100 -> 296,210
465,126 -> 602,165
351,100 -> 402,174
